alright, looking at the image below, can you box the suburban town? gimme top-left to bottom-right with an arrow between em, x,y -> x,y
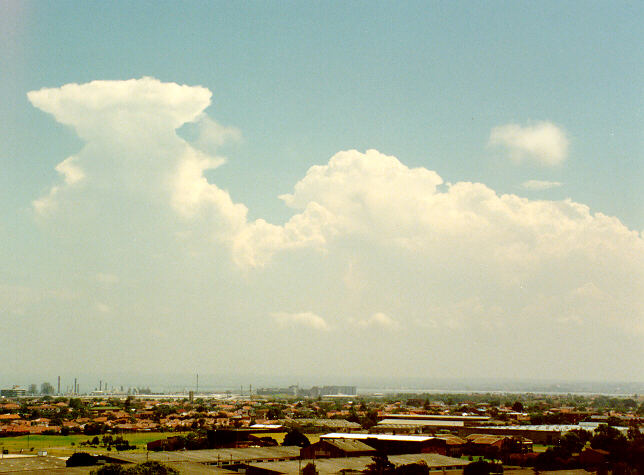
0,383 -> 642,473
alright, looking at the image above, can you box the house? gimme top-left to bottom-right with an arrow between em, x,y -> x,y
320,433 -> 450,455
464,434 -> 533,457
434,434 -> 467,457
300,439 -> 376,459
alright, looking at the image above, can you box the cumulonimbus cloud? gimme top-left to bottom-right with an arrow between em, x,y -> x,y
489,121 -> 569,166
28,78 -> 644,337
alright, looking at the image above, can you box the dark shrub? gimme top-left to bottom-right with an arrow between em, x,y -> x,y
66,452 -> 98,467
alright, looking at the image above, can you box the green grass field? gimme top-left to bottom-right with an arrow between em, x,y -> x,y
532,444 -> 550,453
250,432 -> 321,445
0,432 -> 183,457
0,432 -> 321,457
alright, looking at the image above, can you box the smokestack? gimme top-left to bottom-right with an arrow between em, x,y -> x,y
99,380 -> 102,391
57,376 -> 60,395
74,378 -> 77,395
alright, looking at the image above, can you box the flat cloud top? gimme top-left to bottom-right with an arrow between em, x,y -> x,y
27,77 -> 212,139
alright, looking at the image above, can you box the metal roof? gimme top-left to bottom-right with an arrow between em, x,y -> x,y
0,455 -> 91,474
162,462 -> 238,474
108,446 -> 301,464
321,439 -> 377,453
479,424 -> 587,432
245,453 -> 466,474
478,424 -> 637,435
378,418 -> 464,427
321,432 -> 434,442
287,418 -> 361,428
382,414 -> 490,421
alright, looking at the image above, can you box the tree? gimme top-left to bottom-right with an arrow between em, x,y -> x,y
395,460 -> 429,474
84,422 -> 107,435
570,428 -> 592,445
636,402 -> 644,416
534,447 -> 575,472
512,401 -> 524,412
625,423 -> 644,474
282,428 -> 310,447
463,460 -> 493,475
364,453 -> 395,474
91,461 -> 179,475
302,462 -> 318,475
267,405 -> 284,420
591,424 -> 628,456
347,406 -> 361,424
40,382 -> 55,395
559,431 -> 585,455
66,452 -> 98,467
91,465 -> 126,475
361,409 -> 379,430
626,421 -> 642,442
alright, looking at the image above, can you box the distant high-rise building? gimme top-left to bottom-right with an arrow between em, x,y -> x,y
0,386 -> 27,397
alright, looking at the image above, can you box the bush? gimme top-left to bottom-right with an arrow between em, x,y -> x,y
92,465 -> 127,475
395,460 -> 429,474
302,462 -> 318,475
282,428 -> 310,447
66,452 -> 98,467
463,460 -> 497,475
92,461 -> 179,475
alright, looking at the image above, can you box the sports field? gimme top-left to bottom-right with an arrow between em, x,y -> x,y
0,432 -> 320,457
0,432 -> 180,457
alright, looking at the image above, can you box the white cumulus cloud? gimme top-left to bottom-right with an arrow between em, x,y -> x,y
28,78 -> 644,348
191,115 -> 242,152
489,121 -> 569,166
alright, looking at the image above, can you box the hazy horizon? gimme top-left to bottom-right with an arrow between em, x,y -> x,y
2,373 -> 643,397
2,2 -> 642,383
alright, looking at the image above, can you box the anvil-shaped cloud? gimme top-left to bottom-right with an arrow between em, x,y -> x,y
28,78 -> 644,342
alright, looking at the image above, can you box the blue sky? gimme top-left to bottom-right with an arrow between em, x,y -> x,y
1,1 -> 642,386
